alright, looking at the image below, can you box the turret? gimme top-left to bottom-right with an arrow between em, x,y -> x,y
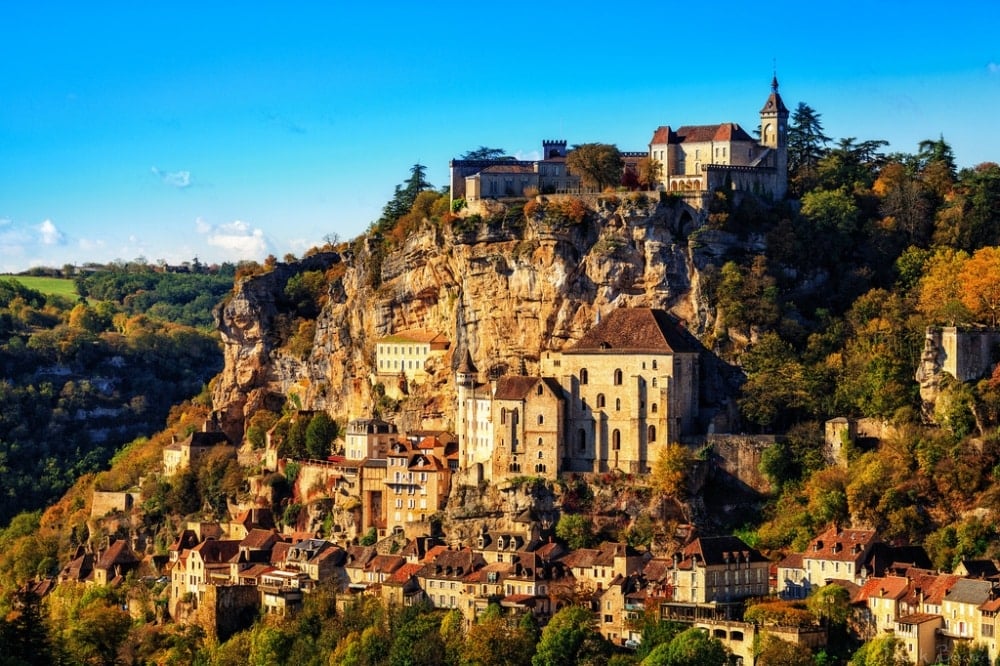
759,75 -> 789,199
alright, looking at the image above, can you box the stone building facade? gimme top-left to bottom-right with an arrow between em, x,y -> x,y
456,307 -> 701,480
648,78 -> 788,202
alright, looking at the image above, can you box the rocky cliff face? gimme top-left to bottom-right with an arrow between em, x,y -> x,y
212,196 -> 750,439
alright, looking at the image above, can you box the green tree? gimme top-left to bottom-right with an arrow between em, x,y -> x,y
807,584 -> 851,627
461,147 -> 509,160
532,606 -> 608,666
787,102 -> 830,194
566,143 -> 624,191
463,604 -> 534,666
305,412 -> 338,459
849,633 -> 908,666
756,634 -> 813,666
641,627 -> 729,666
388,610 -> 444,666
555,513 -> 595,550
378,163 -> 433,231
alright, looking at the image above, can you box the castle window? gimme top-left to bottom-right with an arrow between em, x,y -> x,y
580,368 -> 588,385
538,450 -> 544,459
615,398 -> 621,411
612,430 -> 621,451
538,414 -> 544,425
501,408 -> 506,425
537,384 -> 543,396
538,437 -> 543,447
614,369 -> 623,385
648,425 -> 656,442
652,378 -> 657,388
597,394 -> 606,408
652,360 -> 657,370
651,403 -> 658,414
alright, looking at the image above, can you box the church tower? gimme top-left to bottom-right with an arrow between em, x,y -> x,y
759,75 -> 789,199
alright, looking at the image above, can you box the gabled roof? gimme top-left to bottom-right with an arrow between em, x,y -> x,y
650,123 -> 756,146
493,376 -> 563,401
565,308 -> 696,355
856,575 -> 909,603
944,578 -> 994,605
759,77 -> 789,115
804,526 -> 879,563
682,536 -> 767,567
378,330 -> 449,345
96,540 -> 140,570
192,539 -> 240,564
241,529 -> 281,551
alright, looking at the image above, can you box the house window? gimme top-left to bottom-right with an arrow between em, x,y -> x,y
537,384 -> 543,396
614,369 -> 623,385
501,408 -> 506,425
597,394 -> 606,408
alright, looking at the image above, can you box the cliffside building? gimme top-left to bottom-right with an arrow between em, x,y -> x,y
456,307 -> 700,481
375,330 -> 450,385
648,77 -> 788,202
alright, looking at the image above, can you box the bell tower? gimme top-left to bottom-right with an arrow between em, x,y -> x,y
759,75 -> 789,199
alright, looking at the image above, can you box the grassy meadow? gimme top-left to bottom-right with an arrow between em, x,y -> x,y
2,275 -> 79,299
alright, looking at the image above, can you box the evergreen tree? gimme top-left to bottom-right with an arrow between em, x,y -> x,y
788,102 -> 830,194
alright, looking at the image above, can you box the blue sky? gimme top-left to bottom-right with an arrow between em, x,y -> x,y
2,2 -> 999,272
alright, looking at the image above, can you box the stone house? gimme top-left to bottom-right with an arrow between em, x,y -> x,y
895,613 -> 943,666
490,376 -> 564,482
416,547 -> 487,620
345,417 -> 398,461
162,423 -> 232,477
375,330 -> 450,387
856,575 -> 910,636
455,351 -> 495,472
449,140 -> 580,205
91,538 -> 141,586
799,525 -> 879,594
384,439 -> 452,533
660,536 -> 769,622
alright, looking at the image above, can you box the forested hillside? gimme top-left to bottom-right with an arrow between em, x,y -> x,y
0,266 -> 232,526
1,103 -> 1000,664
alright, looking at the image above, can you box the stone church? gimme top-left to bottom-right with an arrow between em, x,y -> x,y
456,308 -> 700,482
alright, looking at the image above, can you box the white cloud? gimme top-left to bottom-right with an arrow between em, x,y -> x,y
196,218 -> 270,260
151,166 -> 192,189
38,219 -> 65,245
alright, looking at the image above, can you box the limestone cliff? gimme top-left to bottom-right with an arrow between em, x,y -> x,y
212,195 -> 750,439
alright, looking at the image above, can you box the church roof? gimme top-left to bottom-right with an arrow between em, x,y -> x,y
760,76 -> 789,115
493,376 -> 562,401
650,123 -> 755,146
456,349 -> 478,374
564,308 -> 696,355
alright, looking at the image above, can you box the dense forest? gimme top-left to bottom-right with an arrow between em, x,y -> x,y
0,266 -> 232,527
1,102 -> 1000,664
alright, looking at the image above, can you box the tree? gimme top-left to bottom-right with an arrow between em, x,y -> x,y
463,604 -> 534,666
958,244 -> 1000,327
756,634 -> 814,666
807,584 -> 851,627
388,610 -> 445,666
650,442 -> 691,510
849,634 -> 908,666
641,627 -> 729,666
305,412 -> 338,459
787,102 -> 830,193
532,606 -> 609,666
555,513 -> 595,550
461,147 -> 509,160
916,247 -> 971,325
566,143 -> 624,191
378,163 -> 433,231
917,134 -> 957,178
636,157 -> 662,190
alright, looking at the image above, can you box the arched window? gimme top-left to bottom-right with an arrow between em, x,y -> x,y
648,425 -> 656,442
613,369 -> 623,385
615,398 -> 621,411
580,368 -> 588,385
538,414 -> 544,425
651,403 -> 658,414
597,394 -> 606,408
538,450 -> 544,459
537,384 -> 543,396
612,430 -> 621,451
538,437 -> 543,447
652,360 -> 657,370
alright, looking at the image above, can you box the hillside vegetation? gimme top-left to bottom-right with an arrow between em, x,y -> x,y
1,114 -> 1000,663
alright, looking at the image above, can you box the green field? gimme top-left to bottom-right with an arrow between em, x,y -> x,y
2,275 -> 80,299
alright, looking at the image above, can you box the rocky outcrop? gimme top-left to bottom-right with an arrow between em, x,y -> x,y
212,197 -> 758,439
